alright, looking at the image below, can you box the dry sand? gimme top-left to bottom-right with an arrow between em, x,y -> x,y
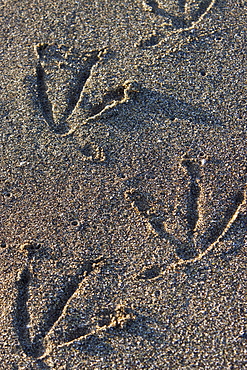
0,1 -> 246,369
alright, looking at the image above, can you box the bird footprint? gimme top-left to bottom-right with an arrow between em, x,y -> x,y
35,43 -> 138,136
125,155 -> 246,270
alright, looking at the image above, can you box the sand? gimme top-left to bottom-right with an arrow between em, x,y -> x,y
0,0 -> 246,369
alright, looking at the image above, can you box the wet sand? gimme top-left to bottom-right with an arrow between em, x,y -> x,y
0,1 -> 246,369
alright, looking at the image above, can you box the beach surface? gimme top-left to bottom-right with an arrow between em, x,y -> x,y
0,1 -> 246,369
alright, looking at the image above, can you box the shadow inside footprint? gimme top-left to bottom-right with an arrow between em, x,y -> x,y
35,44 -> 101,135
125,189 -> 199,260
199,191 -> 246,251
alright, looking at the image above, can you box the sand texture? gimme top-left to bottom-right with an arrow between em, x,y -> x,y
0,0 -> 246,369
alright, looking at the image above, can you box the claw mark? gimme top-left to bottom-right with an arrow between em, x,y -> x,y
34,43 -> 139,136
124,189 -> 151,218
14,257 -> 104,359
78,142 -> 106,162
